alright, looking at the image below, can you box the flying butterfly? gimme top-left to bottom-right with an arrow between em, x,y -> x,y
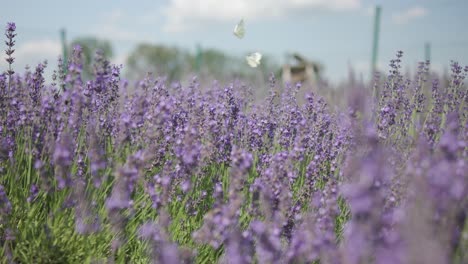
246,52 -> 262,68
233,18 -> 245,39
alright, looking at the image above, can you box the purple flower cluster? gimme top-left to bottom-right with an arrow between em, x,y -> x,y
1,23 -> 467,263
5,22 -> 16,77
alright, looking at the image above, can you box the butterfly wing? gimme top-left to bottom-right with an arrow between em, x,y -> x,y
246,56 -> 257,67
253,52 -> 262,62
246,52 -> 262,67
233,19 -> 245,39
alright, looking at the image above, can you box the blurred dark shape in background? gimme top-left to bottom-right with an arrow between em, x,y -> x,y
281,53 -> 323,87
70,37 -> 114,79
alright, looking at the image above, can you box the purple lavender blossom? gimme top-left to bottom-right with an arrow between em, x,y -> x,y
26,184 -> 39,203
0,21 -> 467,263
53,132 -> 74,189
0,185 -> 12,219
5,22 -> 16,76
138,211 -> 193,264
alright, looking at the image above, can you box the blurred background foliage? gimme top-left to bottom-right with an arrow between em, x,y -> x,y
70,37 -> 114,79
69,37 -> 280,84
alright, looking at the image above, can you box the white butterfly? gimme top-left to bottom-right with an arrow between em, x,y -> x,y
233,19 -> 245,39
246,52 -> 262,68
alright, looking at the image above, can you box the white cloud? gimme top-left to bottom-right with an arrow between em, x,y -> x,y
392,6 -> 428,25
162,0 -> 362,32
0,39 -> 61,82
1,39 -> 61,70
15,39 -> 61,60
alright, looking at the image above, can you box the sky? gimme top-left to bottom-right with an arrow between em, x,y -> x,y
1,0 -> 467,83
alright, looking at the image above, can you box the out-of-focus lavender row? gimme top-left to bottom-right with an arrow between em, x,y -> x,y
0,22 -> 467,263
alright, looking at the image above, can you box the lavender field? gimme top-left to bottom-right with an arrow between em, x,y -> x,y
1,21 -> 467,263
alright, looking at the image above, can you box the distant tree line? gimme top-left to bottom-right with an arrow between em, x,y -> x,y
70,37 -> 279,83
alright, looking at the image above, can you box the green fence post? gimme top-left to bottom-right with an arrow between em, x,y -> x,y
371,6 -> 381,76
425,42 -> 431,62
371,5 -> 381,99
60,28 -> 68,72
